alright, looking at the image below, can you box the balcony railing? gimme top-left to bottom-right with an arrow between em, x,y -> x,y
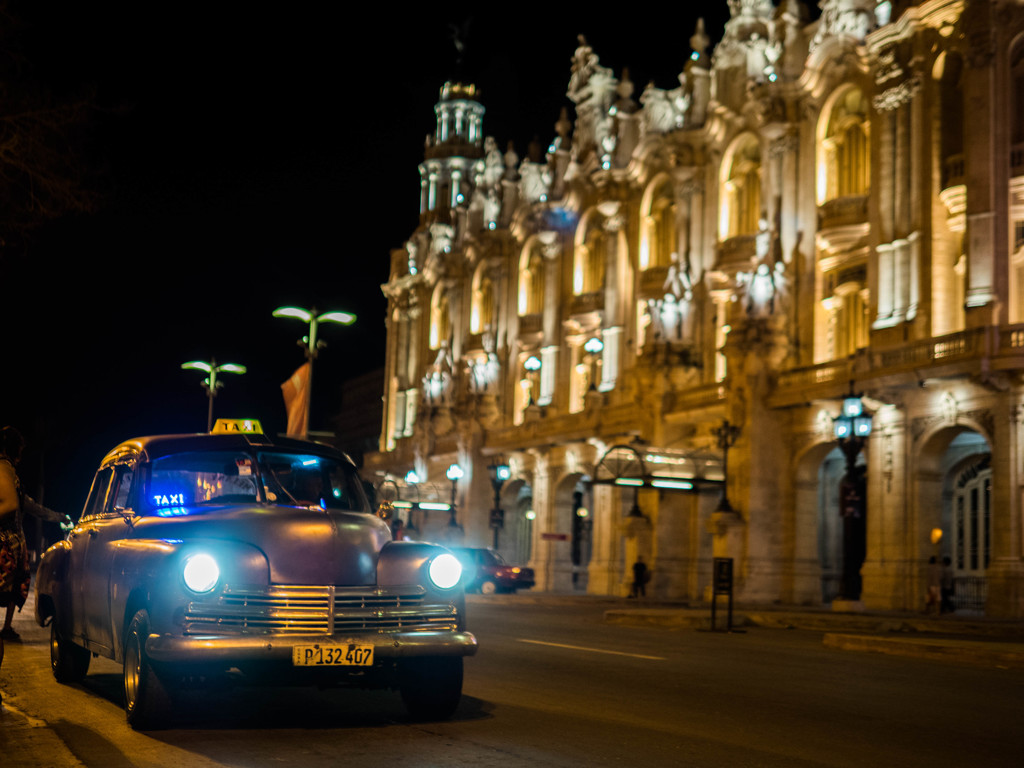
569,291 -> 604,317
715,234 -> 756,272
818,195 -> 869,230
639,265 -> 671,299
773,325 -> 1024,406
518,313 -> 542,336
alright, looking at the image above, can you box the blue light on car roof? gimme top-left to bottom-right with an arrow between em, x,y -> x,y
301,458 -> 319,467
155,507 -> 191,517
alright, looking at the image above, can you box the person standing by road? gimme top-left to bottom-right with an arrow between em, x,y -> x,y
940,556 -> 955,614
630,556 -> 649,598
1,426 -> 69,686
925,556 -> 942,615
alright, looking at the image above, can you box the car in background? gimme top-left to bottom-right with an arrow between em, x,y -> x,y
34,419 -> 476,729
450,547 -> 535,594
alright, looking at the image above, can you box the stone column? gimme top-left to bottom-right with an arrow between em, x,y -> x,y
528,450 -> 555,591
986,400 -> 1024,617
961,3 -> 1009,326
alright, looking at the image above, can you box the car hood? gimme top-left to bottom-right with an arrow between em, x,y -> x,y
134,505 -> 391,586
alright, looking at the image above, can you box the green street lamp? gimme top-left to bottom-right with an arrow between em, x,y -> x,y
584,336 -> 603,392
446,462 -> 464,528
487,458 -> 511,549
273,305 -> 356,437
832,388 -> 873,601
181,359 -> 247,432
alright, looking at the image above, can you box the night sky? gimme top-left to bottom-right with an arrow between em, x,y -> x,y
2,3 -> 735,513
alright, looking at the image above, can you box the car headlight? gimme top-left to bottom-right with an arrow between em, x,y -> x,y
427,553 -> 462,590
183,553 -> 220,593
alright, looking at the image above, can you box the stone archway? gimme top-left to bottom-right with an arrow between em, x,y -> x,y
794,440 -> 860,605
916,427 -> 991,613
498,478 -> 534,567
552,472 -> 588,591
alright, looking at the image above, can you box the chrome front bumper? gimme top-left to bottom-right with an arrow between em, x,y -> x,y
147,629 -> 477,664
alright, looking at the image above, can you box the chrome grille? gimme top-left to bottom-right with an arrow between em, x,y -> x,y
184,585 -> 458,636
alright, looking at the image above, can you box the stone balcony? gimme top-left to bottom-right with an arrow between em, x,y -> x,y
715,234 -> 756,274
569,291 -> 605,318
517,312 -> 543,337
818,195 -> 868,231
769,325 -> 1024,407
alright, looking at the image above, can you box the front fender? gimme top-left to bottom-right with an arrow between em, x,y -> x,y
377,542 -> 467,629
109,538 -> 270,661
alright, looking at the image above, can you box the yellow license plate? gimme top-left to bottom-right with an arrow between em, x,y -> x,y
292,643 -> 374,667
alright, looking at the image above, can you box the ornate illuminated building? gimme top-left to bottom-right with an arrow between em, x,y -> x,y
367,0 -> 1024,616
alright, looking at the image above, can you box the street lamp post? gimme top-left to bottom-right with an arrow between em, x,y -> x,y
181,358 -> 247,432
832,390 -> 873,602
523,355 -> 541,406
272,306 -> 356,438
583,336 -> 604,392
487,458 -> 511,550
713,419 -> 741,513
446,462 -> 463,529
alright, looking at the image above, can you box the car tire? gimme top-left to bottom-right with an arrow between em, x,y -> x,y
399,656 -> 463,721
480,580 -> 497,595
50,619 -> 90,683
123,609 -> 172,730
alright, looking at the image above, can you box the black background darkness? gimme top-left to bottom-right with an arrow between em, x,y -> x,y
2,2 -> 736,515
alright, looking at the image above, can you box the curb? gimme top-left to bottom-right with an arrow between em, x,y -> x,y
822,633 -> 1024,668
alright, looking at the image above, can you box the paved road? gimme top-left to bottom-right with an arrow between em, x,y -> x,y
3,596 -> 1023,767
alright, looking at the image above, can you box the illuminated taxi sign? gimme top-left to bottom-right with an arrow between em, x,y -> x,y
211,418 -> 263,434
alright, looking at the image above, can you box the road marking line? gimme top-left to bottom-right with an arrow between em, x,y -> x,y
517,638 -> 666,661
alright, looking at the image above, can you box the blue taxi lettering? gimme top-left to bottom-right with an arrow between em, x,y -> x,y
153,493 -> 185,506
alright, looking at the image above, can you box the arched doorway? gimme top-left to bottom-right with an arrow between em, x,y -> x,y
944,439 -> 991,612
918,426 -> 991,614
553,472 -> 590,591
499,479 -> 534,567
794,439 -> 864,605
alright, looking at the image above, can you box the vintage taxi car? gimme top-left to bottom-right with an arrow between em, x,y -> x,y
34,420 -> 476,729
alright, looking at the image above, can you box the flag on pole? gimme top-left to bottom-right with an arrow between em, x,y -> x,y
281,362 -> 311,437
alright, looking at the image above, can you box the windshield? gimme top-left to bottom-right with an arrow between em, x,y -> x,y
141,450 -> 367,514
258,451 -> 366,511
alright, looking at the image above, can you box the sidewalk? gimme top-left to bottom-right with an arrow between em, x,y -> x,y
600,598 -> 1024,668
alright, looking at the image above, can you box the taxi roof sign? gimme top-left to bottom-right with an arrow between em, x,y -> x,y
211,418 -> 263,434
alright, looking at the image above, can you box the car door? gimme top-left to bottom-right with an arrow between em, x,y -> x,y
71,464 -> 135,654
69,466 -> 114,643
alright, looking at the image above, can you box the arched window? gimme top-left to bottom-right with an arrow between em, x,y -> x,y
575,227 -> 606,295
429,287 -> 451,350
471,267 -> 495,334
819,88 -> 870,204
518,245 -> 545,316
823,279 -> 869,358
721,134 -> 762,240
642,177 -> 676,269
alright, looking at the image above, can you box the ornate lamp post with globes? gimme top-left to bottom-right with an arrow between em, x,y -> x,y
487,458 -> 511,550
832,389 -> 873,602
446,462 -> 463,530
